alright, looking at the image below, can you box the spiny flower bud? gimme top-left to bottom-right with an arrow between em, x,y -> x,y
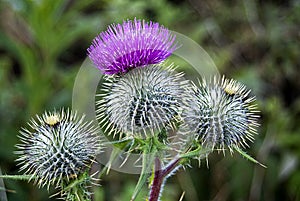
183,76 -> 259,151
88,18 -> 178,75
15,109 -> 101,189
96,64 -> 187,139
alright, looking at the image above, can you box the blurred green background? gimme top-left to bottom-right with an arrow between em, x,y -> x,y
0,0 -> 299,200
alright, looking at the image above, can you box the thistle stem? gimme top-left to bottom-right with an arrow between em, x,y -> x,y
149,158 -> 163,201
162,158 -> 181,177
148,157 -> 181,201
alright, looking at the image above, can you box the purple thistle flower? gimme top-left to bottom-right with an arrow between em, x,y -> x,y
88,19 -> 178,75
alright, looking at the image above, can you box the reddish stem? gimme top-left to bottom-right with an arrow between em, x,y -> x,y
148,157 -> 181,201
149,158 -> 163,201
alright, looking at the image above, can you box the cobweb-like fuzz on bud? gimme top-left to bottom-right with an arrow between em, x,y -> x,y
96,64 -> 187,139
183,76 -> 259,152
88,19 -> 178,75
15,109 -> 101,189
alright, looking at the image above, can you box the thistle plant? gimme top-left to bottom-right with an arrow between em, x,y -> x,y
15,109 -> 101,200
88,18 -> 193,201
1,18 -> 265,201
87,19 -> 264,201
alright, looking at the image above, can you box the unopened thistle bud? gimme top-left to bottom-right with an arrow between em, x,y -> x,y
15,109 -> 101,189
97,64 -> 187,139
183,76 -> 259,151
87,18 -> 178,75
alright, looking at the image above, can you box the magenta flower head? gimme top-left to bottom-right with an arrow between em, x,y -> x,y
88,19 -> 178,75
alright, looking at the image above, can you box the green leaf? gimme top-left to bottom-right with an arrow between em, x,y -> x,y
130,145 -> 156,201
0,175 -> 33,181
233,146 -> 267,168
63,172 -> 89,191
108,138 -> 133,149
179,145 -> 212,160
103,147 -> 124,176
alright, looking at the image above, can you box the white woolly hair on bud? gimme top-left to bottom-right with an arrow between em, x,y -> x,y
15,109 -> 101,190
183,75 -> 260,153
96,63 -> 188,139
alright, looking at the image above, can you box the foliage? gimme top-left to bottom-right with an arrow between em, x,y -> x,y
0,0 -> 299,200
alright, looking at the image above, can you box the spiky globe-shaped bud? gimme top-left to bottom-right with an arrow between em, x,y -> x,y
15,109 -> 101,189
96,64 -> 187,139
88,19 -> 178,75
183,76 -> 259,151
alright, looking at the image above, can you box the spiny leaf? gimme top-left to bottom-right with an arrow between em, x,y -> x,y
0,175 -> 33,181
63,172 -> 89,191
104,146 -> 124,176
233,145 -> 266,168
130,144 -> 156,201
110,138 -> 133,149
179,145 -> 211,159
